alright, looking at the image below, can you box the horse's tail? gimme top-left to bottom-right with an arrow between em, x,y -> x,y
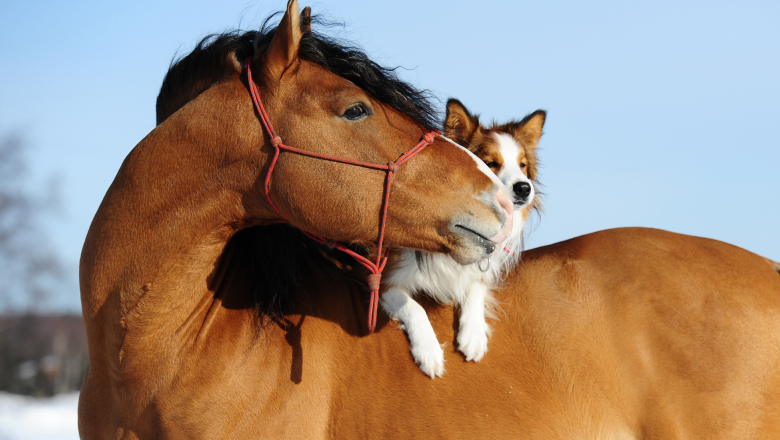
766,258 -> 780,276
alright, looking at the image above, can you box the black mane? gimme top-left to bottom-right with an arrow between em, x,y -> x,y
156,13 -> 436,324
156,30 -> 255,125
156,14 -> 440,128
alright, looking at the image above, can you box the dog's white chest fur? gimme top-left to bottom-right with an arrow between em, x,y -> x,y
381,208 -> 528,378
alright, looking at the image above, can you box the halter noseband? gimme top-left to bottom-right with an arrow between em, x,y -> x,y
245,58 -> 439,333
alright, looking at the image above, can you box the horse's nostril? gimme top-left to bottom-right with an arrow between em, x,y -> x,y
513,182 -> 532,199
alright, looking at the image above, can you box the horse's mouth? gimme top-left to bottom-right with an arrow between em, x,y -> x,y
454,225 -> 497,254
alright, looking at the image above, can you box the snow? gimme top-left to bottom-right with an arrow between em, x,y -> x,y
0,392 -> 79,440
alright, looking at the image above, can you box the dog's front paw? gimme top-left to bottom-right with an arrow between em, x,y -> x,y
457,320 -> 489,362
410,336 -> 445,379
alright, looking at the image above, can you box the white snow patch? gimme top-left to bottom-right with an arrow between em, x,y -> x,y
0,392 -> 79,440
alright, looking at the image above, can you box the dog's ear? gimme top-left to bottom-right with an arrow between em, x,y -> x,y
444,99 -> 480,147
512,110 -> 546,180
513,110 -> 546,149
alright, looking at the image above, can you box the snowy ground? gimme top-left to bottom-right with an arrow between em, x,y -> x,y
0,392 -> 79,440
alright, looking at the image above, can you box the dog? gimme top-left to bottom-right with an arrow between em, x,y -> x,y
381,99 -> 545,378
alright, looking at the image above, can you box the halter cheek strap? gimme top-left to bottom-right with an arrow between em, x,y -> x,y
246,58 -> 440,333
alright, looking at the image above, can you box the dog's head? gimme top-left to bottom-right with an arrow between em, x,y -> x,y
443,99 -> 545,221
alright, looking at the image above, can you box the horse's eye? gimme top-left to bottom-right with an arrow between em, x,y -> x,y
520,163 -> 527,169
342,104 -> 369,121
485,161 -> 499,169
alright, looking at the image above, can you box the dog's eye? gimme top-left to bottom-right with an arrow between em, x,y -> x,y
485,161 -> 499,169
342,104 -> 369,121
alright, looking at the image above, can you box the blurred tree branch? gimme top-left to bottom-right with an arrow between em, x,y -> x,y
0,131 -> 64,311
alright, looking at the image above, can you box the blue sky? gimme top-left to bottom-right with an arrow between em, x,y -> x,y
1,0 -> 778,311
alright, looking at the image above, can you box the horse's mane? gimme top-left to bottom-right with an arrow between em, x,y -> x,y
156,14 -> 440,128
155,14 -> 437,325
156,31 -> 255,125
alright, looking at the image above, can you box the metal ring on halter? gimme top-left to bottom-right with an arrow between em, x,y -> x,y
478,258 -> 491,272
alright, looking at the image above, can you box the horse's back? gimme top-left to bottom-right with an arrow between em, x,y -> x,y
326,228 -> 780,439
502,227 -> 780,438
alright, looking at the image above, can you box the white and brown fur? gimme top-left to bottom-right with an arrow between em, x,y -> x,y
381,99 -> 546,378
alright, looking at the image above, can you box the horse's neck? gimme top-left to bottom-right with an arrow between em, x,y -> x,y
80,78 -> 269,367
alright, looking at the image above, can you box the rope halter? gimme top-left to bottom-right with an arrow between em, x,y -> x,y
245,58 -> 440,333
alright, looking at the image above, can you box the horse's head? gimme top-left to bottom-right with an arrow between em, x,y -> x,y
154,1 -> 512,264
240,1 -> 511,264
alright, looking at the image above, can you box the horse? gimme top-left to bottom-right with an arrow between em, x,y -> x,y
78,1 -> 513,435
79,1 -> 780,438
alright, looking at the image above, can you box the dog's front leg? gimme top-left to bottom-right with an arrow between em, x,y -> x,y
380,287 -> 445,378
457,281 -> 491,362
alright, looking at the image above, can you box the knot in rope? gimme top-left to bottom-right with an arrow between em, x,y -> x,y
387,162 -> 399,173
271,136 -> 283,148
366,273 -> 383,292
422,132 -> 436,144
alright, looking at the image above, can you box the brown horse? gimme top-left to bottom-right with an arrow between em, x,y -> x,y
79,1 -> 780,438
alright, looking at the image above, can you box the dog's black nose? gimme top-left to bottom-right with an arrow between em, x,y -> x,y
513,181 -> 532,199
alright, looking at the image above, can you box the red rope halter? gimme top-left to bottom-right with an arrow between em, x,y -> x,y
245,58 -> 440,333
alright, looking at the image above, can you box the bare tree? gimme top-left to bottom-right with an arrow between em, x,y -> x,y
0,131 -> 86,396
0,131 -> 64,311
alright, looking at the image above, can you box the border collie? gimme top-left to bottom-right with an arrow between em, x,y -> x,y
381,99 -> 546,378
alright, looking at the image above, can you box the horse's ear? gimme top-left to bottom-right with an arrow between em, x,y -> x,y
261,0 -> 302,82
444,99 -> 480,148
513,110 -> 546,150
301,6 -> 312,35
